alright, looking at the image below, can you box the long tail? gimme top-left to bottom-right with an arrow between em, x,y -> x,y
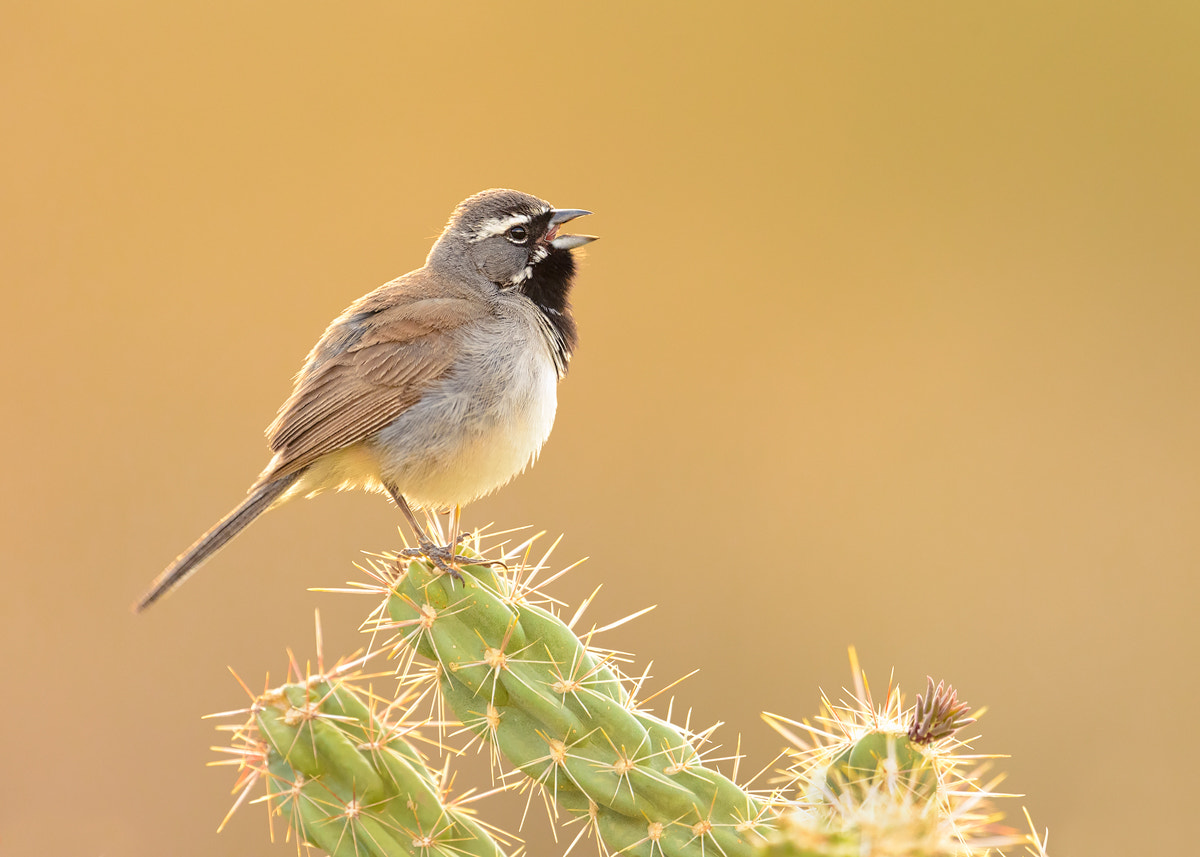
134,471 -> 302,612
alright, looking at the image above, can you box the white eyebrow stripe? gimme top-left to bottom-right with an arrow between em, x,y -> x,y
469,208 -> 549,241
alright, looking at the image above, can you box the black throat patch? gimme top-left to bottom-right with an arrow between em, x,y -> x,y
522,246 -> 579,375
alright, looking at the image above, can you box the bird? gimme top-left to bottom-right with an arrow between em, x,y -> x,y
134,188 -> 596,611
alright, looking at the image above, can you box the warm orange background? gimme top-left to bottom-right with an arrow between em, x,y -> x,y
4,4 -> 1198,855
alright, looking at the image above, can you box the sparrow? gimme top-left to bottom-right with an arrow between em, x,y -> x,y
134,188 -> 595,611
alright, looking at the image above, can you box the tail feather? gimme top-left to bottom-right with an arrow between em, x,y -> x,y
134,472 -> 302,612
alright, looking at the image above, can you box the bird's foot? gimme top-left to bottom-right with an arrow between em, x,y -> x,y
400,541 -> 470,580
446,531 -> 509,569
400,531 -> 509,578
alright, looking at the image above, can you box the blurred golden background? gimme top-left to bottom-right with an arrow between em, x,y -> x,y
3,3 -> 1198,854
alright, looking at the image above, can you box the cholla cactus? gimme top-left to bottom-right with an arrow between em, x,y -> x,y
376,538 -> 773,857
212,530 -> 1046,857
211,638 -> 515,857
760,656 -> 1037,857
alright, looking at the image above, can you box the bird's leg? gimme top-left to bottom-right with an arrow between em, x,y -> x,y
385,487 -> 486,578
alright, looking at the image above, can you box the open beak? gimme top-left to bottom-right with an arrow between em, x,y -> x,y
546,208 -> 598,250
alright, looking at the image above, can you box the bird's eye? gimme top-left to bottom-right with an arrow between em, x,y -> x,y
507,225 -> 528,243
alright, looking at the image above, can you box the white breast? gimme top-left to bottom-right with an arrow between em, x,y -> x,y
369,307 -> 561,510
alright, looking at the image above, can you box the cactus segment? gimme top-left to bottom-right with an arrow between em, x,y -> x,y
222,664 -> 511,857
825,731 -> 938,799
383,558 -> 772,857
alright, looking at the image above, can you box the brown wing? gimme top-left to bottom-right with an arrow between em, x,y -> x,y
263,281 -> 487,481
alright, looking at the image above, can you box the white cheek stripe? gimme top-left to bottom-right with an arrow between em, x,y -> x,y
504,245 -> 549,286
506,265 -> 534,286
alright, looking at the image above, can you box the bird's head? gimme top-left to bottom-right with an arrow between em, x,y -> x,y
431,188 -> 596,293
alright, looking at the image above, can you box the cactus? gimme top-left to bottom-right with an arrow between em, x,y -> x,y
760,663 -> 1029,857
214,531 -> 1047,857
379,549 -> 773,857
213,644 -> 516,857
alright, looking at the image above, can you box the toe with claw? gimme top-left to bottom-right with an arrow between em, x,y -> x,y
400,541 -> 467,580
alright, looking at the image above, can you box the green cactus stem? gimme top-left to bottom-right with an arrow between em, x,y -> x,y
381,553 -> 775,857
761,654 -> 1027,857
215,652 -> 513,857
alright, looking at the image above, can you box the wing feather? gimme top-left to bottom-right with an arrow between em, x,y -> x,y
263,281 -> 487,480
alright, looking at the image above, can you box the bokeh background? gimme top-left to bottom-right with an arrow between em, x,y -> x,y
4,3 -> 1198,855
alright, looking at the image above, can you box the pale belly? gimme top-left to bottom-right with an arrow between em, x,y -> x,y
372,364 -> 558,508
367,327 -> 559,509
